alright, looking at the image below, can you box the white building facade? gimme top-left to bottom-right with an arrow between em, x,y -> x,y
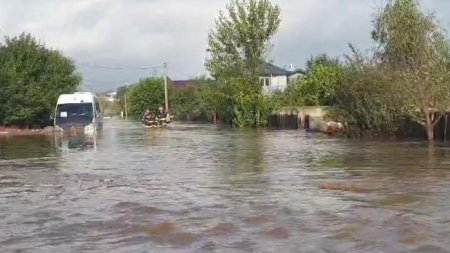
260,63 -> 305,93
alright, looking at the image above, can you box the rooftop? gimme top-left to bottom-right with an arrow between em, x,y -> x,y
263,62 -> 290,76
170,80 -> 192,89
263,62 -> 306,76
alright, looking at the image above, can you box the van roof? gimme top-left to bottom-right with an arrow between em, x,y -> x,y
57,92 -> 96,104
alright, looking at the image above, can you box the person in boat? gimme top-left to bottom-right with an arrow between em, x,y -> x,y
142,107 -> 155,126
155,105 -> 170,125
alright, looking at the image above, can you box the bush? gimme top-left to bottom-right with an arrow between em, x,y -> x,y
283,54 -> 343,107
170,78 -> 218,122
232,92 -> 280,127
0,33 -> 81,127
128,77 -> 165,118
329,59 -> 402,137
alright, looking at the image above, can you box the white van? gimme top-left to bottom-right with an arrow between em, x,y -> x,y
54,92 -> 103,134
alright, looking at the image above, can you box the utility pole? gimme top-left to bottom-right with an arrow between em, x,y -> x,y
164,62 -> 169,112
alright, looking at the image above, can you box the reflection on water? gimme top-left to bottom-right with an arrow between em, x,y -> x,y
216,130 -> 267,186
0,119 -> 450,253
54,134 -> 99,151
0,135 -> 56,160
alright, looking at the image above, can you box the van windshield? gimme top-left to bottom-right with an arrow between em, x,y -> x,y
55,103 -> 94,126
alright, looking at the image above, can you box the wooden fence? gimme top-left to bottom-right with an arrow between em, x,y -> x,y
267,114 -> 299,129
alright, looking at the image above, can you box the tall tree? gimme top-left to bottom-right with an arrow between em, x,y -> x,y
331,49 -> 402,137
288,54 -> 343,106
372,0 -> 450,141
205,0 -> 281,127
0,33 -> 81,126
170,77 -> 220,122
128,77 -> 165,118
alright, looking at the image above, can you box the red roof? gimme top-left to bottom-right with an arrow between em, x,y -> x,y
170,80 -> 192,89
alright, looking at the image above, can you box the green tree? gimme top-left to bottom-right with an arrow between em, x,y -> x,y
170,77 -> 222,122
287,54 -> 343,106
331,47 -> 402,137
306,53 -> 339,71
189,77 -> 221,122
128,77 -> 165,118
0,33 -> 81,127
205,0 -> 281,127
373,0 -> 450,141
171,85 -> 197,121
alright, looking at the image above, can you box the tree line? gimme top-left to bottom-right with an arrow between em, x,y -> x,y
208,0 -> 450,141
2,0 -> 449,142
122,0 -> 450,142
318,0 -> 450,141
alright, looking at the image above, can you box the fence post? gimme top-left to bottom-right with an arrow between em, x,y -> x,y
304,115 -> 310,130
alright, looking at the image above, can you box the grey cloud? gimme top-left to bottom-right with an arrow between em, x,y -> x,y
1,0 -> 449,91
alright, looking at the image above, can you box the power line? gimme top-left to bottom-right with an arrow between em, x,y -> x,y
84,78 -> 131,84
75,61 -> 164,71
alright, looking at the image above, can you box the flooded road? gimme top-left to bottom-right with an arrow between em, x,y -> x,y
1,119 -> 450,253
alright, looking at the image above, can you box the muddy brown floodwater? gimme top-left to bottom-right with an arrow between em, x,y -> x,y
1,119 -> 450,253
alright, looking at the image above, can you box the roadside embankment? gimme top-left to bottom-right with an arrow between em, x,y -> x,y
0,126 -> 55,137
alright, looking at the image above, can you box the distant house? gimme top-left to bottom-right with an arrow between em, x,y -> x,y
169,63 -> 304,93
170,79 -> 193,90
260,62 -> 305,93
98,91 -> 118,102
287,69 -> 306,83
169,78 -> 217,90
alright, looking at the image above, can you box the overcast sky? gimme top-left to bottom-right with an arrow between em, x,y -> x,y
1,0 -> 449,92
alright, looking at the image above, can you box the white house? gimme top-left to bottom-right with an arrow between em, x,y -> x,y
260,63 -> 305,93
107,91 -> 118,102
99,91 -> 118,102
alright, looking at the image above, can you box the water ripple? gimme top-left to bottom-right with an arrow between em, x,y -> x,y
0,119 -> 449,252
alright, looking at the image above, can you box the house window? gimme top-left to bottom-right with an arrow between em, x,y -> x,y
259,77 -> 271,86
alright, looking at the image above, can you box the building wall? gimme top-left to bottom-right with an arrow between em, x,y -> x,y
262,75 -> 288,92
101,95 -> 118,102
288,73 -> 303,84
277,106 -> 331,132
272,75 -> 287,87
